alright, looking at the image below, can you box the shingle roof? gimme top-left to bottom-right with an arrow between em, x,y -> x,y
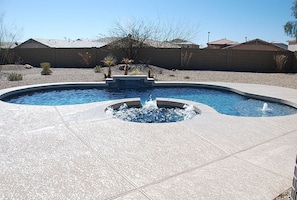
223,38 -> 288,50
17,37 -> 181,49
271,41 -> 288,50
25,38 -> 109,48
208,38 -> 238,45
144,39 -> 181,48
98,37 -> 181,48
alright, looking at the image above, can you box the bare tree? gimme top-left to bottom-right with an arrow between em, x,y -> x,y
106,17 -> 198,60
107,18 -> 155,59
0,13 -> 22,67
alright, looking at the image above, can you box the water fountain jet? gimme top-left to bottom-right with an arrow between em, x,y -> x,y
106,98 -> 199,123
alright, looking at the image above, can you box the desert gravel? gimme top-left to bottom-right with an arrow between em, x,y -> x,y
1,64 -> 297,90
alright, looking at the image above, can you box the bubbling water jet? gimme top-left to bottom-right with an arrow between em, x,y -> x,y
106,99 -> 199,123
261,103 -> 272,112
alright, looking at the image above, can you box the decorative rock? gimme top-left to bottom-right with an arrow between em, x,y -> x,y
24,64 -> 33,69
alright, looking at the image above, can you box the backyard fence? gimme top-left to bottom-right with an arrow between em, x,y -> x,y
6,47 -> 296,72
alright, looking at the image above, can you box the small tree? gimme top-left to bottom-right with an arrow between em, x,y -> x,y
121,58 -> 133,75
102,55 -> 117,78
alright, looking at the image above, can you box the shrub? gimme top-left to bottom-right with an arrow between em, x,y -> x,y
8,73 -> 23,81
78,51 -> 92,67
40,62 -> 52,75
94,65 -> 102,73
181,50 -> 193,69
130,69 -> 143,75
184,76 -> 190,79
274,54 -> 288,72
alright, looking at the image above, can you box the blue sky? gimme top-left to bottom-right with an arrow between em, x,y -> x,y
0,0 -> 295,47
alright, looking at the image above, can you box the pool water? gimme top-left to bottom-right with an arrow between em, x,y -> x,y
3,87 -> 297,117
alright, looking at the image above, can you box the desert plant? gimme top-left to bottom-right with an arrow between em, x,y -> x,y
181,50 -> 193,69
121,58 -> 133,75
7,73 -> 22,81
102,55 -> 117,78
78,51 -> 92,67
40,62 -> 52,75
94,65 -> 102,73
274,54 -> 288,72
129,69 -> 143,75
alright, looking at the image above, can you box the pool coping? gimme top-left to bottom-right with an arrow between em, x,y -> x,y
0,81 -> 297,199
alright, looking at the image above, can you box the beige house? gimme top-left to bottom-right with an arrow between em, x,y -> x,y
287,39 -> 297,51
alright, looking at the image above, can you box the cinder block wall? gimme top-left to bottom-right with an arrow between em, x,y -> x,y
11,47 -> 296,72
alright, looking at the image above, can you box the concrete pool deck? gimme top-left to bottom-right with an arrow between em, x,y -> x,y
0,82 -> 297,199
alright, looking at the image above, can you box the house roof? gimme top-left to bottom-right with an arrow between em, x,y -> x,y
16,37 -> 181,49
100,37 -> 181,48
207,38 -> 239,45
170,38 -> 199,46
17,38 -> 109,48
144,39 -> 181,48
223,38 -> 288,50
271,41 -> 288,50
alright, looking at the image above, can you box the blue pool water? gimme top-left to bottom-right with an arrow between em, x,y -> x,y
2,86 -> 297,117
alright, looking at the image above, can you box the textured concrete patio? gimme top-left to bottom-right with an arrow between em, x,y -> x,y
0,82 -> 296,199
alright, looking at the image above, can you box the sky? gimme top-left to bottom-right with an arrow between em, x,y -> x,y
0,0 -> 295,47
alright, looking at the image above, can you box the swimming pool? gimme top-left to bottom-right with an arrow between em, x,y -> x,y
1,84 -> 297,117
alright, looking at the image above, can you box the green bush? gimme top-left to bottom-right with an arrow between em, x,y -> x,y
94,65 -> 102,73
40,62 -> 52,75
8,73 -> 23,81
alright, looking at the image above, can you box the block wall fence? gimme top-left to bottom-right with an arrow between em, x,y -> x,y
9,47 -> 297,72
